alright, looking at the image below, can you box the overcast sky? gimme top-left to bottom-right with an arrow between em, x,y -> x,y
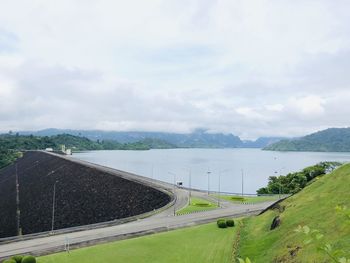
0,0 -> 349,139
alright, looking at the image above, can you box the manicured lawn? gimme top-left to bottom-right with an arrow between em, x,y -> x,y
214,194 -> 280,204
237,164 -> 350,262
38,223 -> 237,263
33,165 -> 350,263
176,197 -> 218,215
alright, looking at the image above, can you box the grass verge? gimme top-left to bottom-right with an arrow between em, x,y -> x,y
38,222 -> 237,263
176,197 -> 218,215
214,194 -> 280,204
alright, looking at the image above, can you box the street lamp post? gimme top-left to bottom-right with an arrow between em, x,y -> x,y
218,172 -> 221,207
51,180 -> 59,233
168,172 -> 176,216
15,163 -> 22,236
182,167 -> 192,205
207,170 -> 211,195
151,164 -> 154,180
279,183 -> 282,199
189,169 -> 191,200
274,165 -> 285,199
241,169 -> 244,197
218,169 -> 229,207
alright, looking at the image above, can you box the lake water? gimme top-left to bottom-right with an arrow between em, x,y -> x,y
72,149 -> 350,194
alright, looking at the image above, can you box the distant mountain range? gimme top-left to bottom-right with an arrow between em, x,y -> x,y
264,128 -> 350,152
15,127 -> 350,151
17,128 -> 283,149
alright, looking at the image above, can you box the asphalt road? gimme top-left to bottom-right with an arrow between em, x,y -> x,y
0,200 -> 273,259
0,153 -> 277,259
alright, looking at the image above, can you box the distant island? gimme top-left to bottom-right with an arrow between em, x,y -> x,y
264,127 -> 350,152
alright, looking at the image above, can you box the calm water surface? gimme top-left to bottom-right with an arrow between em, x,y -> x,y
72,149 -> 350,194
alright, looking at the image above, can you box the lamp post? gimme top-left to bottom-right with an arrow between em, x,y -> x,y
218,169 -> 229,207
182,167 -> 192,205
274,166 -> 285,199
207,170 -> 211,195
279,183 -> 282,199
51,180 -> 59,233
151,164 -> 154,179
218,173 -> 220,206
168,172 -> 176,216
15,163 -> 21,236
241,169 -> 244,197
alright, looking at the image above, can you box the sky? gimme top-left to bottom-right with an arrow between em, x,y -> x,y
0,0 -> 349,139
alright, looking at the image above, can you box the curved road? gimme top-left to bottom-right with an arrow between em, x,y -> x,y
0,154 -> 278,259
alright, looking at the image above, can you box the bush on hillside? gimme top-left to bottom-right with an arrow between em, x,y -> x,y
11,255 -> 23,263
3,259 -> 16,263
21,256 -> 36,263
226,219 -> 235,227
256,162 -> 341,195
217,219 -> 227,228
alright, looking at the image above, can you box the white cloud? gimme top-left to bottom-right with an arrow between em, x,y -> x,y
236,107 -> 265,120
265,104 -> 284,112
288,96 -> 325,117
0,0 -> 350,139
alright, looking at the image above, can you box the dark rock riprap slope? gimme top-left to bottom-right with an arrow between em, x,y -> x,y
0,151 -> 170,238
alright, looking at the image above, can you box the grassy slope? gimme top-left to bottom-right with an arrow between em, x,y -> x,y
176,197 -> 218,215
39,223 -> 236,263
238,164 -> 350,262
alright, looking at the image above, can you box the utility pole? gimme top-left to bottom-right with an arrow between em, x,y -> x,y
15,163 -> 21,236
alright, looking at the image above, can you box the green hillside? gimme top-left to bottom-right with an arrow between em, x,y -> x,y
237,163 -> 350,262
264,128 -> 350,152
0,133 -> 176,152
0,134 -> 175,168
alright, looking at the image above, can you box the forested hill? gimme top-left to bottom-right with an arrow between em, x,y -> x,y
0,134 -> 175,151
0,134 -> 175,168
264,128 -> 350,152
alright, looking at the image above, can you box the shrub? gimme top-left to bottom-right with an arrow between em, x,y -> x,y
3,259 -> 16,263
11,255 -> 23,263
21,256 -> 36,263
217,219 -> 227,228
226,219 -> 235,227
194,202 -> 210,207
230,196 -> 245,202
